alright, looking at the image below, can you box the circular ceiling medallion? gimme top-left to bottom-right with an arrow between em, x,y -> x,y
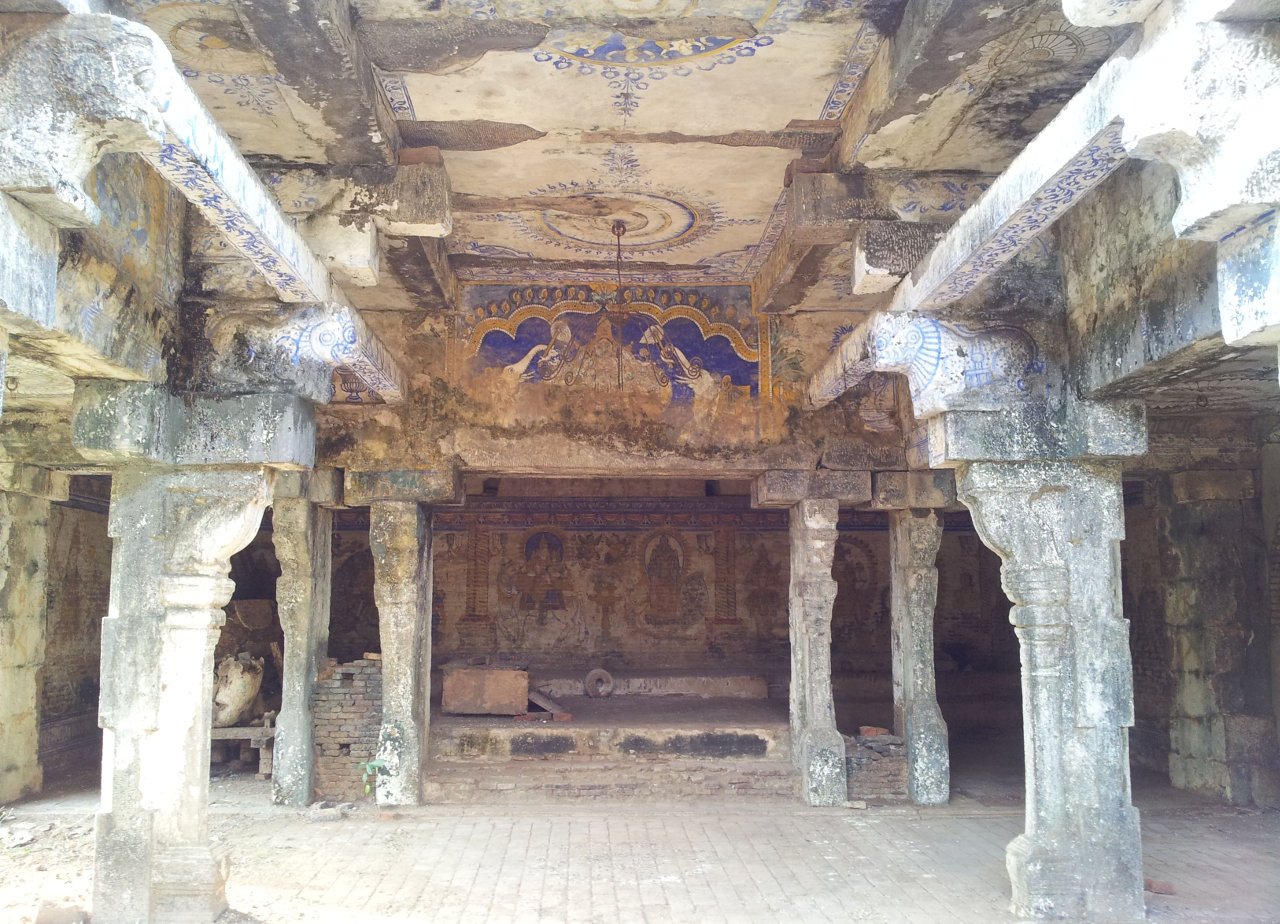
140,2 -> 271,75
535,191 -> 702,252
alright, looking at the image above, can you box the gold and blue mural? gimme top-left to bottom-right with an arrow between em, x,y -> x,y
461,284 -> 762,404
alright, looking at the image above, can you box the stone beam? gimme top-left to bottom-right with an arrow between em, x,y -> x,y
71,381 -> 315,469
0,15 -> 407,401
751,469 -> 870,509
817,5 -> 1280,408
344,469 -> 464,506
957,461 -> 1143,921
787,174 -> 893,247
233,0 -> 398,167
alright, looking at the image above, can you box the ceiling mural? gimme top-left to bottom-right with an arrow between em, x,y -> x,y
447,141 -> 784,277
124,0 -> 329,161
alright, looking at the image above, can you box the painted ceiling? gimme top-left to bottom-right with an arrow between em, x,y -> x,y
122,0 -> 1123,320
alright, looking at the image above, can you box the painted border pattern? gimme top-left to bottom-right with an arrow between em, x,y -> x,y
915,121 -> 1128,311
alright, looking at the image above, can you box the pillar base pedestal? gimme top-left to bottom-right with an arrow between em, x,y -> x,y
799,727 -> 847,806
151,843 -> 230,924
1006,827 -> 1144,922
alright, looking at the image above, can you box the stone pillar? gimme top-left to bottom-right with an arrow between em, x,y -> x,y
94,467 -> 273,923
369,501 -> 432,806
788,498 -> 848,806
889,508 -> 949,805
269,489 -> 334,806
957,461 -> 1144,922
0,465 -> 63,802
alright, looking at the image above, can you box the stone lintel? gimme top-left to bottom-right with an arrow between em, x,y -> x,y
273,468 -> 344,506
71,382 -> 315,469
912,402 -> 1146,467
0,463 -> 68,500
869,470 -> 957,510
344,469 -> 464,506
1170,469 -> 1257,504
751,469 -> 871,508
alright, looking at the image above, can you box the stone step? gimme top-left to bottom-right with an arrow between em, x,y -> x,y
432,717 -> 789,763
420,759 -> 801,803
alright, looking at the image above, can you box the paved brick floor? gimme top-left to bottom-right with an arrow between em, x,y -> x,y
4,775 -> 1279,923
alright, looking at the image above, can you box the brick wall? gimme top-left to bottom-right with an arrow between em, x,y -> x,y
312,657 -> 383,800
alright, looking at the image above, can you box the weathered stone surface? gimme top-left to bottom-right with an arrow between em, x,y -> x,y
850,221 -> 942,295
1169,469 -> 1257,504
369,502 -> 432,806
71,382 -> 315,469
234,0 -> 399,167
788,499 -> 848,806
270,497 -> 333,806
957,461 -> 1143,922
871,470 -> 956,510
889,509 -> 949,805
752,470 -> 871,508
442,667 -> 529,716
95,467 -> 272,923
0,487 -> 51,802
346,469 -> 463,506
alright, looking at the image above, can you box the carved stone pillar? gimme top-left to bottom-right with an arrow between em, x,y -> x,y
369,501 -> 432,806
269,493 -> 333,806
957,461 -> 1143,922
0,466 -> 63,803
889,508 -> 949,805
94,467 -> 272,923
788,498 -> 848,806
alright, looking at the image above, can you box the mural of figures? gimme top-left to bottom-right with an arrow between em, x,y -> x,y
643,531 -> 686,627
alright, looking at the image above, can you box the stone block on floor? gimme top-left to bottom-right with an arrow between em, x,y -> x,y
442,666 -> 529,715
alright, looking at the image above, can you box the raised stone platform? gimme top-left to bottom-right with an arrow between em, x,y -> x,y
424,695 -> 797,802
430,696 -> 789,762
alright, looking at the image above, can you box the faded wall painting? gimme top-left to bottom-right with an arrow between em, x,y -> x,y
455,284 -> 790,445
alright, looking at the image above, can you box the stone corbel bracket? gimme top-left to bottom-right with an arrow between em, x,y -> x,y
815,6 -> 1280,407
810,312 -> 1051,418
0,15 -> 406,402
